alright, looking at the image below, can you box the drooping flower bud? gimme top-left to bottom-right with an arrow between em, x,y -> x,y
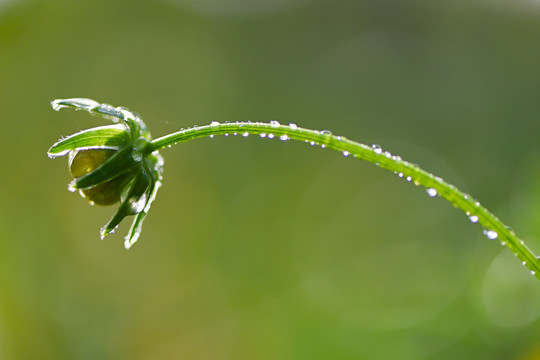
48,98 -> 163,248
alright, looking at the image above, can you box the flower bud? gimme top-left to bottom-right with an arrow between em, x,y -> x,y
48,98 -> 164,248
69,149 -> 132,206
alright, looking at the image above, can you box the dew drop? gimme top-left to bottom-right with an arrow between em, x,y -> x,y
225,133 -> 229,137
483,229 -> 498,240
280,134 -> 289,141
468,215 -> 479,223
209,134 -> 214,138
68,182 -> 76,193
398,172 -> 404,178
523,261 -> 527,266
310,141 -> 315,146
343,151 -> 350,157
289,123 -> 298,130
210,121 -> 220,127
384,151 -> 392,158
406,176 -> 412,182
260,133 -> 267,138
242,132 -> 249,137
372,144 -> 383,155
426,188 -> 437,197
270,120 -> 280,128
321,130 -> 332,135
233,132 -> 238,136
268,133 -> 275,139
531,270 -> 536,276
51,102 -> 67,111
321,144 -> 326,149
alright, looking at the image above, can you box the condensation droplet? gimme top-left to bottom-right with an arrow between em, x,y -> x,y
371,144 -> 383,155
343,151 -> 350,157
531,270 -> 536,276
225,133 -> 229,137
270,120 -> 280,128
483,229 -> 498,240
268,133 -> 275,139
67,179 -> 78,193
289,123 -> 298,130
406,176 -> 412,182
468,215 -> 479,223
321,144 -> 326,149
260,133 -> 267,138
280,134 -> 289,141
426,188 -> 437,197
321,130 -> 332,135
398,172 -> 404,178
210,121 -> 220,127
310,141 -> 315,146
209,134 -> 214,138
242,132 -> 249,137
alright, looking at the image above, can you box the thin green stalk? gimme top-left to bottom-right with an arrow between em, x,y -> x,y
148,121 -> 540,279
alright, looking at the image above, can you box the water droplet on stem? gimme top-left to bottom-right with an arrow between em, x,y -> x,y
483,229 -> 498,240
426,188 -> 437,197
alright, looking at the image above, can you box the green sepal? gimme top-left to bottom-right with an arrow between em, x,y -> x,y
48,124 -> 129,157
124,154 -> 164,249
52,98 -> 123,122
100,168 -> 152,239
70,146 -> 141,190
51,98 -> 151,142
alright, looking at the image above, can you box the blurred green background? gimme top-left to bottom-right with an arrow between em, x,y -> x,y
2,0 -> 540,358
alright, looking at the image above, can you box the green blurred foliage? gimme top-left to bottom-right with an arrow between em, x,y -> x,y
2,0 -> 540,358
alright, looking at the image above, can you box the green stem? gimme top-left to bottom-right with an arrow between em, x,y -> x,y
148,121 -> 540,279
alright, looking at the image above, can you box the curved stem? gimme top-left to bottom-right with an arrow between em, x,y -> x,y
148,121 -> 540,279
